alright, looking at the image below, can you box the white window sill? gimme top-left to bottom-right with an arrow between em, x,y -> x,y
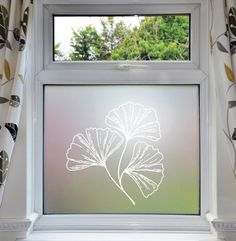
3,213 -> 235,241
19,231 -> 220,241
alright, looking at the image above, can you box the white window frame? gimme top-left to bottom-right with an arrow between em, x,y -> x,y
33,0 -> 211,232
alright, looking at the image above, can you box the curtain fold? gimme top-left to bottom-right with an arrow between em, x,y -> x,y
0,0 -> 32,206
210,0 -> 236,177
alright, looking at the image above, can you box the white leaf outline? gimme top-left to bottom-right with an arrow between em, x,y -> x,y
66,128 -> 124,171
123,142 -> 164,198
65,102 -> 164,205
105,102 -> 161,142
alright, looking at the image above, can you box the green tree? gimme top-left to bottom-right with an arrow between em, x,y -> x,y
100,17 -> 130,59
54,42 -> 64,61
69,25 -> 103,61
112,16 -> 189,60
67,15 -> 189,61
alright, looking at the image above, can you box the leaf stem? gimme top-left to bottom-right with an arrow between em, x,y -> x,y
120,182 -> 136,205
212,32 -> 227,47
1,79 -> 10,86
104,165 -> 135,205
1,77 -> 13,87
118,139 -> 128,186
226,83 -> 235,95
225,107 -> 236,176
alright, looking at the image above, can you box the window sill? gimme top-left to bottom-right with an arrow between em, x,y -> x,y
1,213 -> 229,241
33,214 -> 211,232
19,231 -> 220,241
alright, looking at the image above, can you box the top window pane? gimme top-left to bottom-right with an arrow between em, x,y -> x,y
53,15 -> 190,61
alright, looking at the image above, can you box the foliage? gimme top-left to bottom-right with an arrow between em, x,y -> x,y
54,42 -> 64,61
66,16 -> 189,61
68,26 -> 103,61
100,17 -> 130,59
112,16 -> 189,60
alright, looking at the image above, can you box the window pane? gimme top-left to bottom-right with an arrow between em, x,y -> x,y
43,85 -> 200,214
54,15 -> 190,61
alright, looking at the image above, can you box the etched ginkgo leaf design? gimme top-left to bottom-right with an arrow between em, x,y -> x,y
105,102 -> 162,190
66,127 -> 136,204
105,102 -> 161,141
66,128 -> 123,171
123,142 -> 164,198
66,102 -> 164,205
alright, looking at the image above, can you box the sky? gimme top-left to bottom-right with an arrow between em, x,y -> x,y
54,16 -> 143,57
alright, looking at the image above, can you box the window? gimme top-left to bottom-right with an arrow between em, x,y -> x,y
34,0 -> 209,232
44,84 -> 200,215
53,15 -> 190,61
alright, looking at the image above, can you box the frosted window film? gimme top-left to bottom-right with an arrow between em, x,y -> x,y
43,85 -> 200,214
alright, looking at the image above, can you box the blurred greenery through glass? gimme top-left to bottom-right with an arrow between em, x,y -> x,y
54,15 -> 190,61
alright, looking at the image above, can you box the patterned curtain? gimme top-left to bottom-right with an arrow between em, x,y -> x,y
210,0 -> 236,177
0,0 -> 32,206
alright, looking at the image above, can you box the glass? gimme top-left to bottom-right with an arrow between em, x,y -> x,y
43,85 -> 200,214
54,15 -> 190,61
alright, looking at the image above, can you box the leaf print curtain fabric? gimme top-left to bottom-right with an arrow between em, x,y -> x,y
210,0 -> 236,177
0,0 -> 32,206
